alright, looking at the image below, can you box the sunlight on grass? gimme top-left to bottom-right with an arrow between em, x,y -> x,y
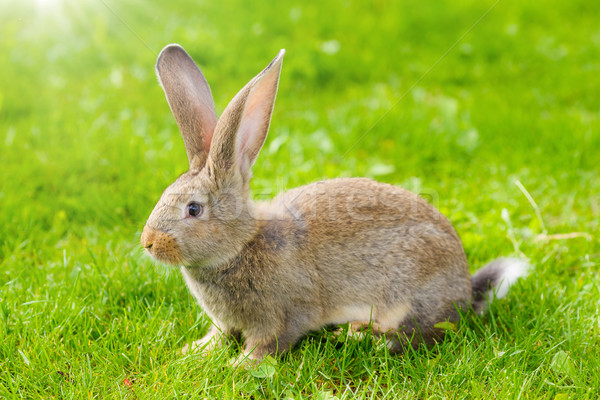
35,0 -> 59,9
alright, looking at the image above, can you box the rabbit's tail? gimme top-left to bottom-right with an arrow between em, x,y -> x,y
471,258 -> 529,314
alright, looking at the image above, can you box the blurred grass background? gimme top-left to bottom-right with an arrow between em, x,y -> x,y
0,0 -> 599,398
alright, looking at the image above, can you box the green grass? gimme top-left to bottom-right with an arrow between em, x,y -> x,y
1,0 -> 599,398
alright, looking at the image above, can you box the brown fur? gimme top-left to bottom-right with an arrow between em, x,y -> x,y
141,45 -> 526,361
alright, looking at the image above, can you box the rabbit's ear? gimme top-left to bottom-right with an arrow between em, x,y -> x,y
156,44 -> 217,170
210,50 -> 285,180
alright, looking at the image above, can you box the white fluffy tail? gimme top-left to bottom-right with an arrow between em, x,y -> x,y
471,258 -> 529,314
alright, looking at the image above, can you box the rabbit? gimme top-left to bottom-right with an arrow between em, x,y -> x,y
140,44 -> 529,362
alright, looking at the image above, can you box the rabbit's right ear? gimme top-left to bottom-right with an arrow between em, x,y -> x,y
156,44 -> 217,170
208,50 -> 284,182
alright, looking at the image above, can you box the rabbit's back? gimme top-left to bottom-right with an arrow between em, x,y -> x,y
269,177 -> 471,330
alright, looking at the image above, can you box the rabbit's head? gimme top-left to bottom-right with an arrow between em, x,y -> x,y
141,45 -> 284,267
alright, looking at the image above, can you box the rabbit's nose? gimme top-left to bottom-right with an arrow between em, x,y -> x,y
140,225 -> 184,265
141,226 -> 155,249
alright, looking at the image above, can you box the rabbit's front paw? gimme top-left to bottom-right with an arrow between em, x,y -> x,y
181,337 -> 214,355
182,325 -> 232,355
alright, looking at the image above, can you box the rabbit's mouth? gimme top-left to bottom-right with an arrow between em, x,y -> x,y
141,225 -> 184,265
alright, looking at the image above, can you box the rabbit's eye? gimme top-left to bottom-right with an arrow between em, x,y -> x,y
186,202 -> 203,218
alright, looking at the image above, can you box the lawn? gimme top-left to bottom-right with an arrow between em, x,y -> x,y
1,0 -> 599,398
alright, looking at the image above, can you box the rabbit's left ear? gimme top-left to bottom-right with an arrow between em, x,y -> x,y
209,50 -> 285,179
156,44 -> 217,170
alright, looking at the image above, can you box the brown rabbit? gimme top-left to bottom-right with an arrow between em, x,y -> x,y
141,44 -> 528,362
